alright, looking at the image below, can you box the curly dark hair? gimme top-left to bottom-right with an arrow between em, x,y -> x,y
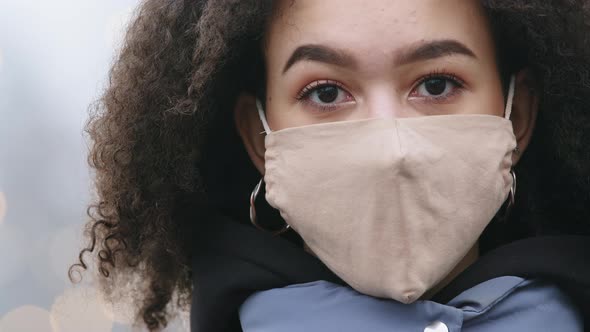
69,0 -> 590,330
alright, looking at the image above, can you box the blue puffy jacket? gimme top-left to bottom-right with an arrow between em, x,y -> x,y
240,277 -> 582,331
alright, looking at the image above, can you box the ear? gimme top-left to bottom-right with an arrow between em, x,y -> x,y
510,68 -> 539,165
234,93 -> 267,175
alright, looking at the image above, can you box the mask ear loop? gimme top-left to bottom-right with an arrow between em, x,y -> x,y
256,99 -> 272,134
504,75 -> 516,120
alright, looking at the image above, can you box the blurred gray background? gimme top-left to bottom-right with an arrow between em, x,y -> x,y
0,0 -> 188,330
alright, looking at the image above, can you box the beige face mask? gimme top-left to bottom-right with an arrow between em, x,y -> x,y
256,77 -> 517,304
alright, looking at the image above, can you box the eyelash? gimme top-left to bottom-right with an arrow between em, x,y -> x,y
295,80 -> 349,98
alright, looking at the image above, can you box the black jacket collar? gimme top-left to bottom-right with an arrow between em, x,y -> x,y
190,214 -> 342,332
191,214 -> 590,332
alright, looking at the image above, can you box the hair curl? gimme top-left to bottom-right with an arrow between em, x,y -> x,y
69,0 -> 590,330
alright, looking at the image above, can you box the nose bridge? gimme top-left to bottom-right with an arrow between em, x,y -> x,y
365,87 -> 418,119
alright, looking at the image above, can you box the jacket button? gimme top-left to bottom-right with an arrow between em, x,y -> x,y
424,320 -> 449,332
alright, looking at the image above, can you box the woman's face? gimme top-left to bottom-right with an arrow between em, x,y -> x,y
263,0 -> 505,131
234,0 -> 538,285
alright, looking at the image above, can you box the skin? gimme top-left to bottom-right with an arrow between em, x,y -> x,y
235,0 -> 538,299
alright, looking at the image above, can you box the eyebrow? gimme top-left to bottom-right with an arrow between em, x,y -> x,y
283,44 -> 357,74
394,39 -> 477,66
282,39 -> 477,74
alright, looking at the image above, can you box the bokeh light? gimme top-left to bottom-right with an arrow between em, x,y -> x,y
50,287 -> 113,332
0,305 -> 53,332
100,293 -> 136,326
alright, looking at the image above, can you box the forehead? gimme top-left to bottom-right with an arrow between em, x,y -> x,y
266,0 -> 495,67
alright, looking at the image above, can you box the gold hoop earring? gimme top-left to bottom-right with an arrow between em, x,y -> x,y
500,169 -> 517,221
249,178 -> 290,236
508,169 -> 517,208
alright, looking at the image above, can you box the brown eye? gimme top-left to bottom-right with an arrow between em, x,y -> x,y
297,80 -> 354,112
411,75 -> 463,101
316,85 -> 339,103
424,78 -> 447,96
